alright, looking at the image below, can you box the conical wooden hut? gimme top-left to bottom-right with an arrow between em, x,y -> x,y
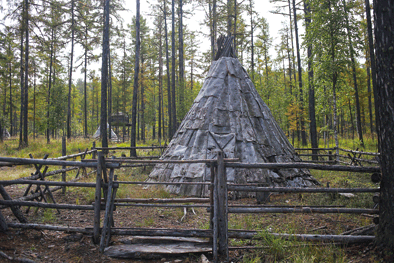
148,37 -> 318,197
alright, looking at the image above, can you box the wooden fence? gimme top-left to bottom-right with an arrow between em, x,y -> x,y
0,145 -> 381,262
294,147 -> 380,166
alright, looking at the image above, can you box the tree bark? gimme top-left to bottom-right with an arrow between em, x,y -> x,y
19,2 -> 24,147
67,0 -> 74,139
292,0 -> 306,146
47,28 -> 54,144
365,0 -> 378,141
158,14 -> 163,140
171,0 -> 177,136
343,0 -> 363,147
33,60 -> 36,139
141,55 -> 145,143
164,1 -> 172,139
84,26 -> 88,138
374,0 -> 394,255
304,0 -> 318,159
23,0 -> 29,146
250,0 -> 254,81
108,49 -> 112,140
9,43 -> 13,136
100,0 -> 110,151
178,0 -> 185,119
131,0 -> 140,157
227,0 -> 232,35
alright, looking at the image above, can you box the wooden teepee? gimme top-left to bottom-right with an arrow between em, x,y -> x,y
148,36 -> 318,197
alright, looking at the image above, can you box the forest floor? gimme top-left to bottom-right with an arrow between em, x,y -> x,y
0,138 -> 382,262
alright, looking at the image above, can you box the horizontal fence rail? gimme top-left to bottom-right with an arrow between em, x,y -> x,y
0,146 -> 380,262
227,185 -> 379,193
228,207 -> 379,214
226,162 -> 380,172
0,156 -> 118,168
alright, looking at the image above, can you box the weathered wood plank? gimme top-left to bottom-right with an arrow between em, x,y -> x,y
104,243 -> 212,259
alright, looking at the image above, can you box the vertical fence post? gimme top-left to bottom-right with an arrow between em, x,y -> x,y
62,137 -> 67,194
0,210 -> 7,232
212,161 -> 219,262
93,152 -> 103,244
217,151 -> 228,260
100,167 -> 114,252
92,141 -> 96,159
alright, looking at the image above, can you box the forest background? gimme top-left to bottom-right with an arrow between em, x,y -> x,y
0,0 -> 377,153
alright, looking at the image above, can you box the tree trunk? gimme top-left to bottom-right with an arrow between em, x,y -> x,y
178,0 -> 185,120
227,0 -> 232,35
367,62 -> 373,136
23,0 -> 29,146
9,47 -> 13,136
365,0 -> 378,141
47,28 -> 54,144
33,60 -> 36,140
343,0 -> 363,147
158,15 -> 163,140
67,0 -> 74,139
292,0 -> 306,146
19,2 -> 24,147
130,0 -> 140,157
141,55 -> 145,143
213,0 -> 217,55
84,26 -> 88,138
171,0 -> 177,136
100,0 -> 110,151
304,0 -> 318,159
164,1 -> 172,139
233,0 -> 237,52
374,0 -> 394,255
108,49 -> 112,140
250,0 -> 254,81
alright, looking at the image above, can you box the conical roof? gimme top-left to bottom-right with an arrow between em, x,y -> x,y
148,56 -> 318,197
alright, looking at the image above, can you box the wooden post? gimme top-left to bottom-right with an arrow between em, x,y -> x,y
92,141 -> 96,159
93,152 -> 103,244
62,137 -> 67,194
100,168 -> 114,252
0,210 -> 7,232
217,151 -> 228,260
0,185 -> 27,223
213,162 -> 219,262
106,174 -> 118,247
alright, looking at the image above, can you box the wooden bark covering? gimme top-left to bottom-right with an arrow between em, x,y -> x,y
148,57 -> 318,196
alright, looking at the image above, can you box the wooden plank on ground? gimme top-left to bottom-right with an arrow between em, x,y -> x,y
104,243 -> 212,259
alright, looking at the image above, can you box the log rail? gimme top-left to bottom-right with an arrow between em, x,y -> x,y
0,146 -> 381,262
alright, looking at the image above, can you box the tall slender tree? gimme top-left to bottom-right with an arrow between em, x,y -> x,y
67,0 -> 75,139
163,0 -> 172,139
292,0 -> 307,146
100,0 -> 110,151
304,0 -> 318,159
130,0 -> 140,157
171,0 -> 176,136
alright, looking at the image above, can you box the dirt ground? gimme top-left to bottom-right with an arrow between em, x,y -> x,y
0,169 -> 380,263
